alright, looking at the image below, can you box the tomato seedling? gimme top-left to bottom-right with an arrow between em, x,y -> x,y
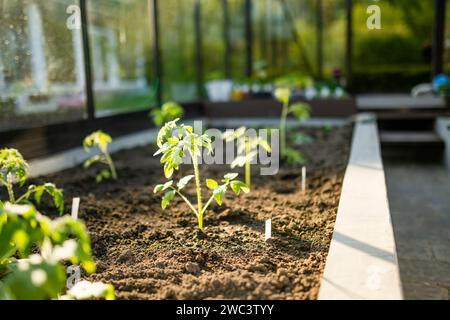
153,119 -> 249,232
151,101 -> 184,127
274,88 -> 311,164
0,202 -> 114,300
83,131 -> 117,183
0,148 -> 64,215
222,126 -> 271,188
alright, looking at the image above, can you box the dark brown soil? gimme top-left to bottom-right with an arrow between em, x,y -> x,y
31,126 -> 351,300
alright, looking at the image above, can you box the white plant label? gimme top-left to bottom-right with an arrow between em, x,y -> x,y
71,197 -> 80,220
301,166 -> 306,193
265,219 -> 272,241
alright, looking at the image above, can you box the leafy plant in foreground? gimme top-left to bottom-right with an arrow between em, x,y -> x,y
0,148 -> 64,215
151,101 -> 184,127
0,202 -> 115,300
222,126 -> 271,188
153,119 -> 249,232
83,131 -> 117,183
274,88 -> 311,165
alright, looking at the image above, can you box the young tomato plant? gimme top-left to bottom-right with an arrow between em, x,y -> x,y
153,119 -> 249,232
0,202 -> 115,300
222,127 -> 271,188
274,88 -> 311,164
83,131 -> 117,183
151,101 -> 184,127
0,148 -> 64,215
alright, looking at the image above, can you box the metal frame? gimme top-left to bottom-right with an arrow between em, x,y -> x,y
150,0 -> 162,106
244,0 -> 253,78
79,0 -> 95,120
4,0 -> 448,142
432,0 -> 446,77
316,0 -> 324,80
222,0 -> 232,79
345,0 -> 353,92
194,0 -> 204,99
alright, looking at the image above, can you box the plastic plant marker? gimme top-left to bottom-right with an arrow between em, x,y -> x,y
302,166 -> 306,193
265,219 -> 272,241
71,197 -> 80,220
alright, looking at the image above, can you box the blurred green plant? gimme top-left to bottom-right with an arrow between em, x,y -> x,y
0,202 -> 114,300
222,127 -> 271,188
151,101 -> 184,127
274,88 -> 310,165
153,119 -> 249,232
0,149 -> 64,215
83,131 -> 117,183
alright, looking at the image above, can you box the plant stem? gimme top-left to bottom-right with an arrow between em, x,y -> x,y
6,173 -> 15,203
173,188 -> 198,216
191,151 -> 203,231
280,101 -> 289,155
245,139 -> 251,188
105,153 -> 117,180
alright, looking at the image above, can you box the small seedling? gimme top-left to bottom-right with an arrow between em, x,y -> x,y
222,126 -> 271,188
153,119 -> 249,232
0,148 -> 64,215
274,88 -> 310,164
83,131 -> 117,183
151,101 -> 184,127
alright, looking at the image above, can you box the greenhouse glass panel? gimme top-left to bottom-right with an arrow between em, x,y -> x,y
87,0 -> 155,117
252,0 -> 317,81
353,0 -> 434,93
0,0 -> 86,132
159,0 -> 198,103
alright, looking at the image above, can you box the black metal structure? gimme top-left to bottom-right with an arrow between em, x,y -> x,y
316,0 -> 323,80
194,0 -> 204,98
150,0 -> 163,106
345,0 -> 353,92
79,0 -> 95,120
244,0 -> 253,78
222,0 -> 232,79
432,0 -> 446,77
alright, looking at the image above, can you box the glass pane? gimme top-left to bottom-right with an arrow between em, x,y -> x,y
229,0 -> 246,80
159,0 -> 198,103
202,0 -> 225,81
87,0 -> 155,117
0,0 -> 86,132
353,0 -> 434,93
322,0 -> 346,80
252,0 -> 317,80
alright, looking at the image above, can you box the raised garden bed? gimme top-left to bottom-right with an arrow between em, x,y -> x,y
27,126 -> 352,299
204,98 -> 357,119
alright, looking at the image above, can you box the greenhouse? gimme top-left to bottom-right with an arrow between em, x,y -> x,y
0,0 -> 449,304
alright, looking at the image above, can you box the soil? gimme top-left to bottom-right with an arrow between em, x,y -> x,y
29,126 -> 352,300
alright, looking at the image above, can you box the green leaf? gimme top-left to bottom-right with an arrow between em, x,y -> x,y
154,181 -> 173,194
230,180 -> 250,195
161,190 -> 175,209
258,139 -> 271,152
231,156 -> 247,169
177,175 -> 194,190
153,184 -> 164,193
83,131 -> 112,154
274,88 -> 291,104
65,280 -> 115,300
223,173 -> 239,181
163,165 -> 174,179
206,179 -> 218,190
289,103 -> 311,121
213,187 -> 225,206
